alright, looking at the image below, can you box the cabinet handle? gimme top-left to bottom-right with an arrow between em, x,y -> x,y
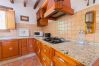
43,57 -> 46,61
51,61 -> 54,66
9,47 -> 13,50
58,57 -> 68,64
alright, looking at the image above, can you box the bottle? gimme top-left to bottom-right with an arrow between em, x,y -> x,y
78,30 -> 86,45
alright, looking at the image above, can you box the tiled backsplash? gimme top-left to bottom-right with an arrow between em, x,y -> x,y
42,4 -> 99,43
0,23 -> 42,37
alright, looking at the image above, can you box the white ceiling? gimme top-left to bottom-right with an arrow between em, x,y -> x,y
13,0 -> 37,7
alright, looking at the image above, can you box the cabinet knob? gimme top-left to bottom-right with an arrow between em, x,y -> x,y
38,49 -> 40,53
29,45 -> 32,47
43,57 -> 46,61
44,50 -> 46,52
9,47 -> 13,50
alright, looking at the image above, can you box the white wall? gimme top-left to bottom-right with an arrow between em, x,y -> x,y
71,0 -> 99,12
0,0 -> 37,24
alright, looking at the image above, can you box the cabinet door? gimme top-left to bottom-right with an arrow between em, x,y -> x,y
41,44 -> 53,59
36,41 -> 41,57
0,42 -> 2,60
41,53 -> 52,66
19,39 -> 29,55
28,38 -> 35,53
2,40 -> 19,59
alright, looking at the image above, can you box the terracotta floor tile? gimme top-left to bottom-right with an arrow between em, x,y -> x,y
1,64 -> 9,66
1,55 -> 41,66
8,61 -> 22,66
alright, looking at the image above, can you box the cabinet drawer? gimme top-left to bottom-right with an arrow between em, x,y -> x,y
2,40 -> 19,59
53,51 -> 84,66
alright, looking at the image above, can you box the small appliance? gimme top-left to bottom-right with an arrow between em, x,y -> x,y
34,31 -> 44,37
18,29 -> 29,37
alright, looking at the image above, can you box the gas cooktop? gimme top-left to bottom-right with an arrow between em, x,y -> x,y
43,37 -> 68,44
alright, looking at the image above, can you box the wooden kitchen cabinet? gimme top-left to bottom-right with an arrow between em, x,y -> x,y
1,40 -> 19,60
40,44 -> 54,66
19,39 -> 29,55
28,38 -> 35,53
0,38 -> 36,61
0,42 -> 2,60
37,8 -> 48,27
41,53 -> 52,66
52,50 -> 84,66
44,0 -> 74,19
37,18 -> 48,27
35,40 -> 42,58
19,38 -> 36,56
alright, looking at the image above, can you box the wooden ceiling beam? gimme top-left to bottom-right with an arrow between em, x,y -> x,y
10,0 -> 14,4
41,0 -> 48,9
34,0 -> 40,9
24,0 -> 28,7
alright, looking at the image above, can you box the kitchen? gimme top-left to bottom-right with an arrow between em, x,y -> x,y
0,0 -> 99,66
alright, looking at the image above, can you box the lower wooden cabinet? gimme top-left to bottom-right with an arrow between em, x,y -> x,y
28,38 -> 35,53
0,38 -> 35,61
34,39 -> 84,66
41,53 -> 52,66
1,40 -> 19,60
35,41 -> 42,58
19,39 -> 29,55
19,38 -> 35,55
0,42 -> 2,60
0,38 -> 84,66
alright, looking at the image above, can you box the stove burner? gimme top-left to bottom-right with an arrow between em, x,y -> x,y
43,37 -> 66,44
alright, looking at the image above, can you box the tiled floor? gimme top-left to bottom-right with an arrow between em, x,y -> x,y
1,55 -> 41,66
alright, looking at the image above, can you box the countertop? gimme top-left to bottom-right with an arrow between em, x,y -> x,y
0,36 -> 34,40
35,37 -> 99,66
0,36 -> 99,66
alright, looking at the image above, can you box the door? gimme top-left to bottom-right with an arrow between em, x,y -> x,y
19,39 -> 29,55
2,40 -> 19,59
28,38 -> 35,53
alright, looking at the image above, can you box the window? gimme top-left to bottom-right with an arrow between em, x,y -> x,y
0,9 -> 15,30
0,11 -> 7,29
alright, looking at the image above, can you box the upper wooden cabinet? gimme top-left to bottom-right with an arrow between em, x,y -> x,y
37,18 -> 48,27
36,0 -> 48,27
44,0 -> 74,19
6,10 -> 16,29
37,8 -> 48,27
